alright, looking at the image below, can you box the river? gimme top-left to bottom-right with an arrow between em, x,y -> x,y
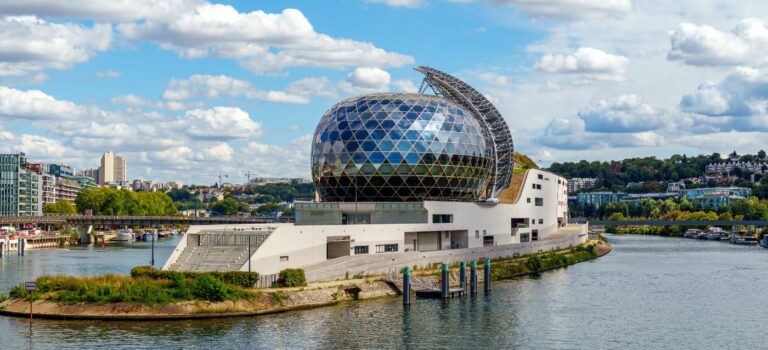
2,234 -> 768,349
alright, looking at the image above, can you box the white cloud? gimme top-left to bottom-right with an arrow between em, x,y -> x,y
0,85 -> 84,120
579,94 -> 666,132
162,74 -> 331,104
368,0 -> 424,8
183,106 -> 262,140
341,67 -> 391,94
0,16 -> 111,76
680,67 -> 768,117
482,0 -> 631,20
393,79 -> 418,93
535,47 -> 629,82
0,0 -> 199,22
96,70 -> 121,78
539,116 -> 664,150
111,94 -> 150,107
117,5 -> 413,73
668,19 -> 768,67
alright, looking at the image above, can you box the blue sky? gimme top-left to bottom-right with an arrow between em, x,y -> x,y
1,0 -> 767,185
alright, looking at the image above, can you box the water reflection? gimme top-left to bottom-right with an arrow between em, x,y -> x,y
2,235 -> 768,349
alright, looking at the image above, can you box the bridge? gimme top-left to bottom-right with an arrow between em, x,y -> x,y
573,219 -> 768,226
0,215 -> 278,226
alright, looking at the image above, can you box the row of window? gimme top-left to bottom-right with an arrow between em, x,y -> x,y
531,183 -> 542,190
354,244 -> 399,254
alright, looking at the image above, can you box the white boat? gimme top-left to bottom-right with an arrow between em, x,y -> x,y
116,229 -> 134,242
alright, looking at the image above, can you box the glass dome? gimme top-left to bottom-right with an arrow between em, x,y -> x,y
311,93 -> 493,202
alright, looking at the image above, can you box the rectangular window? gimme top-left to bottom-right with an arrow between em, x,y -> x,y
376,244 -> 398,253
475,230 -> 480,238
536,184 -> 542,189
354,246 -> 369,255
538,174 -> 543,180
526,197 -> 531,203
531,219 -> 535,225
432,214 -> 453,223
535,198 -> 544,206
483,235 -> 494,247
539,219 -> 543,224
520,233 -> 530,243
280,256 -> 289,262
532,184 -> 536,189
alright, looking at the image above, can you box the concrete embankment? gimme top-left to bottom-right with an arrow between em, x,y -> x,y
0,240 -> 610,321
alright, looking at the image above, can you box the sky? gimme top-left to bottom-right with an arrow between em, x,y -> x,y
1,0 -> 767,185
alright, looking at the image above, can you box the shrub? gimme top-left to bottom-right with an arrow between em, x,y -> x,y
192,274 -> 230,301
277,269 -> 306,287
526,256 -> 542,273
9,285 -> 28,299
0,293 -> 7,303
130,266 -> 259,289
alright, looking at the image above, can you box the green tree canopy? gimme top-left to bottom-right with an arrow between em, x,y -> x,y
76,188 -> 177,216
43,200 -> 76,214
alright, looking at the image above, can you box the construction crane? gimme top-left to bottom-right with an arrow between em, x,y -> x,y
202,172 -> 228,188
244,171 -> 258,185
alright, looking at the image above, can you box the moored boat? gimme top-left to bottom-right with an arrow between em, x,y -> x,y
116,229 -> 134,242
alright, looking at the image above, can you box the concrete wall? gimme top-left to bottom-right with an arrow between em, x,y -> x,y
304,224 -> 588,282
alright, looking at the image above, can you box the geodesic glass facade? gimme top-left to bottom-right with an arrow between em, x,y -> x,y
311,93 -> 493,202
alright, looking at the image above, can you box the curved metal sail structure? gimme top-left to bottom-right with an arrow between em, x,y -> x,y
415,66 -> 514,199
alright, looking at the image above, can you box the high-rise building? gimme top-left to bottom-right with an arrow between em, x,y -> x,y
99,151 -> 126,185
77,168 -> 100,183
0,153 -> 41,216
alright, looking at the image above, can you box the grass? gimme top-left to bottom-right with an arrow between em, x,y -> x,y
7,273 -> 258,307
491,243 -> 600,280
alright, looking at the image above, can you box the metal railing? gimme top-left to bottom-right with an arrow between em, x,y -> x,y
255,273 -> 278,289
197,233 -> 271,247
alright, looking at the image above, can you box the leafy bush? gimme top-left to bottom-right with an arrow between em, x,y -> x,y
277,269 -> 306,287
130,266 -> 259,288
9,285 -> 28,299
0,293 -> 7,303
192,274 -> 230,301
526,256 -> 542,273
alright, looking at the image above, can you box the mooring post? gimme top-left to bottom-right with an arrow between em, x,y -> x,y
484,258 -> 491,294
441,263 -> 449,299
459,261 -> 467,292
0,241 -> 4,258
470,260 -> 477,295
18,239 -> 24,256
403,267 -> 412,305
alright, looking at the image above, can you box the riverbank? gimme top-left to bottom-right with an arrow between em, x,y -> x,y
0,240 -> 610,320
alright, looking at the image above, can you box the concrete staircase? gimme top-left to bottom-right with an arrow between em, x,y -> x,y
169,245 -> 250,272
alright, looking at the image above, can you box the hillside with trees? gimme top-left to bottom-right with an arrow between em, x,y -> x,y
548,151 -> 768,198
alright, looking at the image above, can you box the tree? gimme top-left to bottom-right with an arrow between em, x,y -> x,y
256,203 -> 280,215
209,198 -> 240,216
43,200 -> 76,214
75,188 -> 177,216
758,150 -> 767,160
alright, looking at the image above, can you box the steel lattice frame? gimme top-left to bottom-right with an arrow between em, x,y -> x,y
415,66 -> 514,199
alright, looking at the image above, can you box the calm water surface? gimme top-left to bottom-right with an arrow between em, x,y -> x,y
2,235 -> 768,349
